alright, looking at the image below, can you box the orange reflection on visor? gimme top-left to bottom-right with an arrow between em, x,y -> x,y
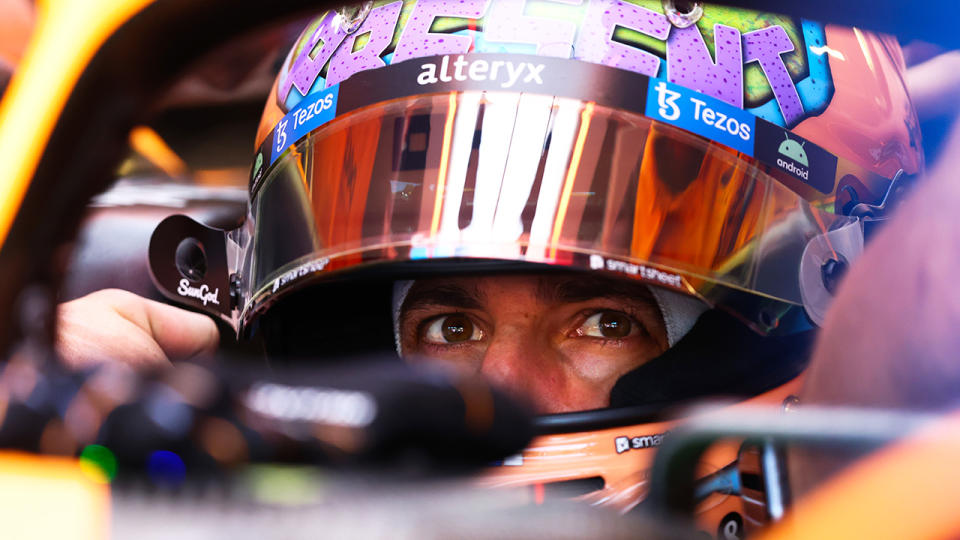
246,92 -> 859,330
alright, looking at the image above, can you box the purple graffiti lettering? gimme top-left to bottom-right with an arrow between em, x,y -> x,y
666,24 -> 743,108
574,0 -> 670,77
393,0 -> 491,62
744,26 -> 804,125
279,12 -> 348,101
326,2 -> 404,86
484,0 -> 582,58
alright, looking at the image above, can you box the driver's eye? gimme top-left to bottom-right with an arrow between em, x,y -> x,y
579,311 -> 637,339
423,314 -> 484,344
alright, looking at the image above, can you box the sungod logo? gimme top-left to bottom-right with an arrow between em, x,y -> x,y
417,55 -> 545,89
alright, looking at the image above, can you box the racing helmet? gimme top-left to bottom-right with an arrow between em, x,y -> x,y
149,0 -> 923,516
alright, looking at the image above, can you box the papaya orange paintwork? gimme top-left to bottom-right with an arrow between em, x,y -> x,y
0,1 -> 942,538
0,0 -> 157,252
481,376 -> 803,522
761,411 -> 960,540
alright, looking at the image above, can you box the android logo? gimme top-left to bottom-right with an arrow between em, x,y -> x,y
253,152 -> 264,179
778,134 -> 809,167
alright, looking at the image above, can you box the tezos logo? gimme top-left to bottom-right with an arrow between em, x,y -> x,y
655,81 -> 682,121
275,118 -> 289,153
651,80 -> 753,145
417,55 -> 545,89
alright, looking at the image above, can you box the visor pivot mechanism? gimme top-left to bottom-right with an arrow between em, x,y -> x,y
799,221 -> 864,327
841,169 -> 913,242
148,215 -> 236,327
819,257 -> 848,296
841,169 -> 912,221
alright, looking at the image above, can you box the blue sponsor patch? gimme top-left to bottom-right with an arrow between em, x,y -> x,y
645,79 -> 755,156
270,85 -> 340,166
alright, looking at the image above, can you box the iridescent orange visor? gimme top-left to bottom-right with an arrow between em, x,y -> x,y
237,88 -> 863,334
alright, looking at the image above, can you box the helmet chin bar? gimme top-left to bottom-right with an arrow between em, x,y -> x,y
799,169 -> 917,324
609,308 -> 812,411
149,214 -> 237,328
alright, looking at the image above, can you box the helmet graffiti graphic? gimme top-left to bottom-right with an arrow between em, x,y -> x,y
148,0 -> 923,518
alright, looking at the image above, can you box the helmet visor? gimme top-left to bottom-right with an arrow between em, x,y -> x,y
241,91 -> 860,332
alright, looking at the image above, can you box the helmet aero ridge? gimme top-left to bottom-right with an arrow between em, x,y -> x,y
148,0 -> 922,516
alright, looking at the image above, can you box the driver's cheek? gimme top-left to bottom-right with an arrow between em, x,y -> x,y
478,327 -> 608,414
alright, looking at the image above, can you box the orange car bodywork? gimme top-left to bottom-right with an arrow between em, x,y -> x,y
482,376 -> 803,533
0,1 -> 947,538
761,411 -> 960,540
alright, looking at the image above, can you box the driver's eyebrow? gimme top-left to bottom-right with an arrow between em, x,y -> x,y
539,275 -> 657,305
401,284 -> 485,312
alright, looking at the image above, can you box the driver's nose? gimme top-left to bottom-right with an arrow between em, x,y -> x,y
478,326 -> 564,413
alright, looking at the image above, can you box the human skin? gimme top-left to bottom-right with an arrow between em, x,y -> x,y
56,274 -> 668,415
398,274 -> 669,414
0,0 -> 32,68
56,288 -> 219,370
